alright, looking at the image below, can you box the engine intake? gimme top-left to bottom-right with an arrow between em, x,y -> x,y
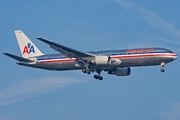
108,67 -> 131,76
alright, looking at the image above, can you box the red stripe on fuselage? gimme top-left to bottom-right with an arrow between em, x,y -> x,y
39,58 -> 76,63
39,53 -> 177,63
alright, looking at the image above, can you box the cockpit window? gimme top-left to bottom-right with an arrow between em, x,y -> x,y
166,50 -> 173,53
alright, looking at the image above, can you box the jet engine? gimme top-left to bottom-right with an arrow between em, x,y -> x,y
90,56 -> 121,66
108,67 -> 131,76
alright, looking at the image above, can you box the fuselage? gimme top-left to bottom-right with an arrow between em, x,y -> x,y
17,47 -> 177,71
4,30 -> 177,80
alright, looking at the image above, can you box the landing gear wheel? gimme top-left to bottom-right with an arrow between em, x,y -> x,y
94,69 -> 103,80
160,68 -> 165,72
94,75 -> 98,79
94,75 -> 103,80
98,76 -> 103,80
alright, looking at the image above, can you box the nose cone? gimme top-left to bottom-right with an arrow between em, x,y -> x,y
173,54 -> 178,60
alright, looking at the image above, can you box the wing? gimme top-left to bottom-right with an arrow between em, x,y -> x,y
36,37 -> 95,66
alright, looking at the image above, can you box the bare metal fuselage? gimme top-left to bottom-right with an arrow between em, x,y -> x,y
4,30 -> 178,80
17,48 -> 177,71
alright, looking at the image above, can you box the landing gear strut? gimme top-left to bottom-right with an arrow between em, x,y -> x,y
82,69 -> 92,74
94,70 -> 103,80
160,62 -> 166,72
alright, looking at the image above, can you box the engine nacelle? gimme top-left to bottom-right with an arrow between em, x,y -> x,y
90,56 -> 121,66
91,56 -> 109,65
108,67 -> 131,76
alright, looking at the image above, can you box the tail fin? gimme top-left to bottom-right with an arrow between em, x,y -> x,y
15,30 -> 44,58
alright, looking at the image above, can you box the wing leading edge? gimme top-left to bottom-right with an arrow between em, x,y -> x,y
36,37 -> 95,59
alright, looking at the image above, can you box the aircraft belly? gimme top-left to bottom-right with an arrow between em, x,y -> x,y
18,61 -> 80,71
37,62 -> 81,71
54,62 -> 80,70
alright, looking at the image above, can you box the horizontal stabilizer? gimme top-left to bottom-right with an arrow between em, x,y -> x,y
3,53 -> 34,62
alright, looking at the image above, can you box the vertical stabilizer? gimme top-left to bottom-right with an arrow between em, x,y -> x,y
15,30 -> 44,58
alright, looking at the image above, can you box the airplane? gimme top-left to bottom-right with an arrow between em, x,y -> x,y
3,30 -> 178,80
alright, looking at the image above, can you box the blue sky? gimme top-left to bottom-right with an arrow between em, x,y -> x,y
1,0 -> 180,120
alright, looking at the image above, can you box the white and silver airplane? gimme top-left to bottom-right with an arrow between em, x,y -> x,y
3,30 -> 178,80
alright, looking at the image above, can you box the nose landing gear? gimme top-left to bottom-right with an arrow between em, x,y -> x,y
160,68 -> 165,72
160,62 -> 166,72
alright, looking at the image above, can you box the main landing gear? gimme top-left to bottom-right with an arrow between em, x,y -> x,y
94,75 -> 103,80
160,62 -> 166,72
94,69 -> 103,80
82,69 -> 103,80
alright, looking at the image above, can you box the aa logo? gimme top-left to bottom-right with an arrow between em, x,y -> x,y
23,43 -> 35,54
